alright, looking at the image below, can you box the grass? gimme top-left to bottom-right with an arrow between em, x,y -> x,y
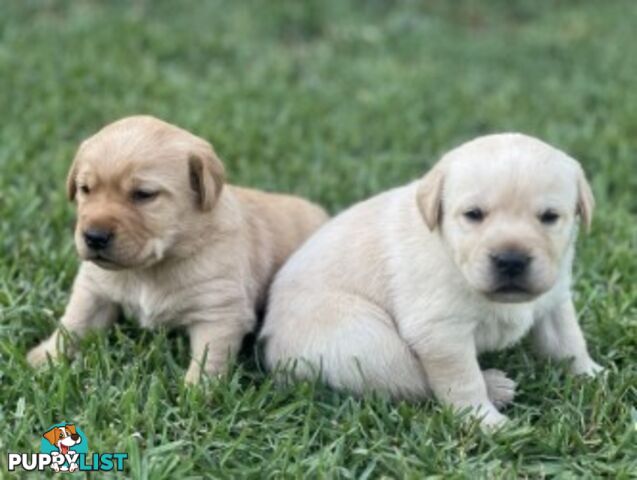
1,0 -> 636,477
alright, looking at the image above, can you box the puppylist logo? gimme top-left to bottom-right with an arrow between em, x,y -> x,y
7,422 -> 127,473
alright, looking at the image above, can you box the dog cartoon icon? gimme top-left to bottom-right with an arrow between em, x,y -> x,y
42,424 -> 82,472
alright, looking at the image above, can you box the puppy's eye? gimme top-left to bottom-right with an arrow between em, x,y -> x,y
131,189 -> 159,203
463,208 -> 485,223
79,185 -> 90,195
539,210 -> 559,225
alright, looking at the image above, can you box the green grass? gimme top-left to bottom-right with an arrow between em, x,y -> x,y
1,0 -> 636,477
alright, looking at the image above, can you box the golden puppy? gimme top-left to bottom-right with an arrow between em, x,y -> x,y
27,115 -> 328,383
261,133 -> 602,427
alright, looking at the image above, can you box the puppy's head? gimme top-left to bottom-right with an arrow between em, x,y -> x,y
67,115 -> 225,269
417,133 -> 594,303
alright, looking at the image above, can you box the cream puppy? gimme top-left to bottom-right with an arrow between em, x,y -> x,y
261,133 -> 602,427
27,115 -> 328,383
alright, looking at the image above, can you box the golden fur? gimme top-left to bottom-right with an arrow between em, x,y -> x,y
27,115 -> 328,383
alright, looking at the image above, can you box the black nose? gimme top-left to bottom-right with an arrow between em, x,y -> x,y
491,251 -> 531,277
70,434 -> 80,441
83,228 -> 113,250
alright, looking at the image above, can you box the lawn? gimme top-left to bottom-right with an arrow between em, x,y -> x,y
1,0 -> 636,477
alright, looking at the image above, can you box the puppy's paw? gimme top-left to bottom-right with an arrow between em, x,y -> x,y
483,369 -> 516,408
27,340 -> 61,368
462,403 -> 508,430
185,359 -> 227,386
476,406 -> 509,430
571,358 -> 604,377
184,364 -> 202,385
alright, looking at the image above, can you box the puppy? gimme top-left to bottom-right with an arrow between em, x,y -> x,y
261,133 -> 602,427
27,115 -> 328,383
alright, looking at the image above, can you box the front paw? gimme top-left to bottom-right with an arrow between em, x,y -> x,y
475,406 -> 509,430
571,358 -> 604,377
483,369 -> 516,409
184,363 -> 202,385
27,339 -> 62,368
184,361 -> 226,385
458,402 -> 508,430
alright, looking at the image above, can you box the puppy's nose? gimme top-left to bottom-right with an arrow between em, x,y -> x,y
71,434 -> 80,441
83,228 -> 113,250
491,251 -> 531,277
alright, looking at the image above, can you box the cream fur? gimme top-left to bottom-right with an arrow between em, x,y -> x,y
261,133 -> 602,427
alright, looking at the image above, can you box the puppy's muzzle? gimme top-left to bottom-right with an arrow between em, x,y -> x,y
83,228 -> 114,251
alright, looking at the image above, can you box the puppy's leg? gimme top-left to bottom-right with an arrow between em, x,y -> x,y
532,299 -> 602,376
184,318 -> 251,384
264,292 -> 430,399
27,268 -> 118,367
413,334 -> 507,428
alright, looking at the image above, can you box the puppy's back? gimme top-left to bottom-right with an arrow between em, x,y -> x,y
265,184 -> 414,315
232,187 -> 327,261
229,186 -> 328,305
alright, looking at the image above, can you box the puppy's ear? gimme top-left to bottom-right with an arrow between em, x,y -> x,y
66,139 -> 90,202
576,166 -> 595,233
416,166 -> 445,230
188,145 -> 225,211
66,424 -> 76,435
43,428 -> 59,445
66,153 -> 80,202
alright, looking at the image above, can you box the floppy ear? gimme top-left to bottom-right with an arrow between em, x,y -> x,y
43,428 -> 59,445
66,424 -> 77,435
188,145 -> 226,211
576,166 -> 595,233
66,155 -> 80,201
416,166 -> 445,231
66,140 -> 89,202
